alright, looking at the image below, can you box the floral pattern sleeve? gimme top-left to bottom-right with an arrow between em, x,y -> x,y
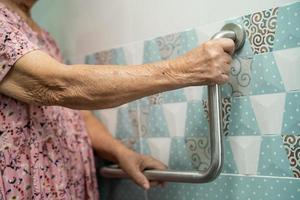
0,7 -> 38,82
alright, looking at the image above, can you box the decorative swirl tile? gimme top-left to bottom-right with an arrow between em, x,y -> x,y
242,7 -> 279,54
155,32 -> 182,60
221,55 -> 253,97
282,135 -> 300,178
185,137 -> 211,171
202,97 -> 232,136
85,48 -> 126,65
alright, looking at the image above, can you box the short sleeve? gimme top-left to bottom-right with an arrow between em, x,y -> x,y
0,7 -> 38,82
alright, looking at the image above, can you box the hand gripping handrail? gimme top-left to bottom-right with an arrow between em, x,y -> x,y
100,23 -> 246,183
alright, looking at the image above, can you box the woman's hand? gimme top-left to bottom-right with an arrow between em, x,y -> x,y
164,38 -> 235,86
116,149 -> 167,190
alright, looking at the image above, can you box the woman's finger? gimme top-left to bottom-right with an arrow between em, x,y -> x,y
141,156 -> 167,170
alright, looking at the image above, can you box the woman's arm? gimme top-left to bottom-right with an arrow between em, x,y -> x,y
0,38 -> 234,109
81,110 -> 166,189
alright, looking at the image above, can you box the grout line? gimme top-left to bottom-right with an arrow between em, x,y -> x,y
221,173 -> 300,180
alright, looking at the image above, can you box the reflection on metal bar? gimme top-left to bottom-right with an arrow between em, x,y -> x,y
100,23 -> 246,183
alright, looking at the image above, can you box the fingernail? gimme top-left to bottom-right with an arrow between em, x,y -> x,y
143,183 -> 150,190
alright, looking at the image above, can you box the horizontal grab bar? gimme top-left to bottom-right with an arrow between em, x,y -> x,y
100,23 -> 246,183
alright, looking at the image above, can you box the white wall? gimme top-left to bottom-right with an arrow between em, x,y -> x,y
32,0 -> 295,60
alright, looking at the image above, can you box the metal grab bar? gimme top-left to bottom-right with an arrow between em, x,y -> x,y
100,23 -> 246,183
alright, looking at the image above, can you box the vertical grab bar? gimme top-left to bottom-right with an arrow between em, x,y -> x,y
100,23 -> 246,183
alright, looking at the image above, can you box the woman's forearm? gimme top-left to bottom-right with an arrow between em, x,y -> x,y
60,61 -> 183,109
80,110 -> 130,162
0,51 -> 184,110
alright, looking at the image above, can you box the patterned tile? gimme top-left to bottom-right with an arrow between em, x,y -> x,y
155,29 -> 198,60
242,7 -> 279,54
155,32 -> 182,60
282,135 -> 300,178
221,55 -> 253,97
85,47 -> 126,65
273,2 -> 300,50
185,137 -> 211,171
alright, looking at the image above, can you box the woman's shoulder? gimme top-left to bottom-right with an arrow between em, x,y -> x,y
0,4 -> 25,44
0,2 -> 23,26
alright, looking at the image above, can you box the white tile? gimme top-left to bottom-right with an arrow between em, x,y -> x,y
123,41 -> 144,65
184,86 -> 204,101
163,103 -> 187,137
274,47 -> 300,91
250,93 -> 286,135
147,138 -> 171,166
96,108 -> 118,136
229,136 -> 262,175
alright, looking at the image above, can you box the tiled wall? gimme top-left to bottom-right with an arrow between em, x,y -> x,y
84,1 -> 300,199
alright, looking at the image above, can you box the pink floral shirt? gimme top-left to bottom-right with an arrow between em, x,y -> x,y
0,4 -> 99,200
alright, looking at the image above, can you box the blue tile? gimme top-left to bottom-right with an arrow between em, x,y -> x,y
274,2 -> 300,50
107,179 -> 146,200
160,89 -> 187,104
228,96 -> 260,135
222,138 -> 238,174
143,39 -> 161,63
250,53 -> 285,95
169,137 -> 193,170
115,105 -> 138,139
184,100 -> 209,137
282,91 -> 300,134
181,29 -> 199,53
257,136 -> 294,177
139,105 -> 169,137
147,175 -> 300,200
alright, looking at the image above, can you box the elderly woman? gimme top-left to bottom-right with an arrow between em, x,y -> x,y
0,0 -> 234,199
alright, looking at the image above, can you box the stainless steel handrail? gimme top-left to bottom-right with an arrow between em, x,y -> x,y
100,23 -> 246,183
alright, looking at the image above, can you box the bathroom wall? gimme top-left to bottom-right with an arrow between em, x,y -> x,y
32,0 -> 300,200
32,0 -> 293,61
85,1 -> 300,200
